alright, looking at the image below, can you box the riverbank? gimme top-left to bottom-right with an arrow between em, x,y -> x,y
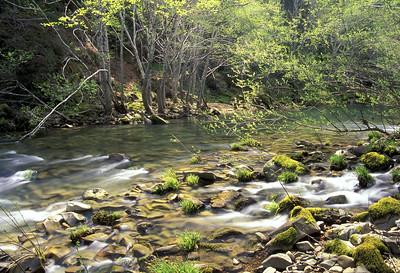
0,129 -> 399,273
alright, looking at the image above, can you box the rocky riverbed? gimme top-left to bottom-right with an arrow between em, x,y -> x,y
0,131 -> 399,273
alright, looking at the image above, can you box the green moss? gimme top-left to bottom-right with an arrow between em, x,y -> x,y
148,259 -> 201,273
92,210 -> 123,226
355,166 -> 374,188
70,225 -> 93,244
329,154 -> 347,171
325,239 -> 354,256
277,171 -> 298,183
238,137 -> 261,147
361,236 -> 389,254
289,206 -> 316,224
270,227 -> 298,248
180,200 -> 202,215
353,211 -> 369,222
368,132 -> 383,142
369,139 -> 398,156
230,142 -> 247,151
350,234 -> 360,246
391,168 -> 400,183
264,201 -> 279,215
177,231 -> 201,252
272,155 -> 306,174
368,197 -> 400,221
189,154 -> 202,165
186,174 -> 200,186
277,195 -> 308,214
353,242 -> 394,273
235,168 -> 254,182
360,152 -> 390,171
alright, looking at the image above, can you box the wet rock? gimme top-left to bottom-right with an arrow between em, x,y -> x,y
154,244 -> 180,256
310,163 -> 330,172
107,153 -> 126,162
296,241 -> 315,252
337,255 -> 355,269
326,195 -> 348,205
320,259 -> 336,270
210,190 -> 240,209
255,232 -> 269,243
310,179 -> 326,191
211,227 -> 244,241
262,160 -> 281,181
137,222 -> 153,234
348,145 -> 369,157
82,232 -> 109,243
45,245 -> 71,260
83,188 -> 109,201
8,255 -> 43,273
66,201 -> 92,212
234,195 -> 257,210
262,253 -> 293,270
43,214 -> 63,234
61,212 -> 86,227
88,260 -> 114,273
343,268 -> 356,273
381,236 -> 400,255
132,243 -> 153,258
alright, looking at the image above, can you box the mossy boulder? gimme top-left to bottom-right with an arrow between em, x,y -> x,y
263,155 -> 307,181
307,207 -> 345,225
289,206 -> 316,224
266,227 -> 298,253
353,211 -> 369,222
368,197 -> 400,228
353,240 -> 394,273
277,195 -> 309,214
325,239 -> 354,256
360,152 -> 391,172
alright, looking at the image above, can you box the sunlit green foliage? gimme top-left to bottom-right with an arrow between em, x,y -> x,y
177,231 -> 201,252
149,259 -> 201,273
329,155 -> 347,171
278,171 -> 298,183
185,174 -> 200,186
180,199 -> 201,214
92,210 -> 123,226
235,168 -> 254,182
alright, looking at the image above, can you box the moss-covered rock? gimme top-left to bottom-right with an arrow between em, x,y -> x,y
277,195 -> 308,214
368,197 -> 400,221
391,167 -> 400,183
360,152 -> 391,171
361,236 -> 389,254
290,206 -> 316,224
92,210 -> 123,226
329,154 -> 347,171
277,171 -> 298,183
268,227 -> 298,252
272,155 -> 306,174
325,239 -> 354,256
353,241 -> 394,273
353,211 -> 369,222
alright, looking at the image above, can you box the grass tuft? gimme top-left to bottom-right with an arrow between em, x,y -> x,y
329,154 -> 347,171
189,154 -> 201,164
180,200 -> 202,215
264,201 -> 279,215
277,171 -> 298,183
235,168 -> 254,182
177,231 -> 201,252
355,166 -> 374,188
70,225 -> 93,244
148,259 -> 201,273
92,210 -> 123,226
186,174 -> 200,186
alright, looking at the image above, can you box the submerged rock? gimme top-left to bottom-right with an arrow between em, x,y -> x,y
66,201 -> 92,212
83,188 -> 109,201
326,195 -> 348,205
262,253 -> 293,270
61,212 -> 86,227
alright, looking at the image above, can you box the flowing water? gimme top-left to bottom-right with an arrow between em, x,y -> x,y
0,120 -> 398,271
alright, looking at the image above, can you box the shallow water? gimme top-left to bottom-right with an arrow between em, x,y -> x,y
0,120 -> 397,230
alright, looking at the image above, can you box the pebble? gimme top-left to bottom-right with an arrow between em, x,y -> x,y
320,259 -> 336,270
296,241 -> 315,252
263,267 -> 277,273
330,265 -> 344,273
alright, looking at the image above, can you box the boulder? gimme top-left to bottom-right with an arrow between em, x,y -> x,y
296,241 -> 315,252
43,214 -> 63,234
326,195 -> 348,205
61,212 -> 86,226
337,255 -> 355,269
210,190 -> 240,209
262,253 -> 293,270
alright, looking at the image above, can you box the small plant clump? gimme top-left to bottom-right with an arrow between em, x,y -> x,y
235,168 -> 254,182
185,174 -> 200,186
230,142 -> 248,151
361,236 -> 389,253
329,154 -> 347,171
391,168 -> 400,183
153,169 -> 180,194
367,197 -> 400,221
264,201 -> 279,215
180,199 -> 202,215
238,137 -> 261,147
177,231 -> 201,252
324,239 -> 354,256
272,155 -> 306,174
360,152 -> 391,171
70,225 -> 94,244
92,210 -> 123,226
355,166 -> 374,188
189,154 -> 201,164
368,131 -> 383,142
278,171 -> 298,183
148,259 -> 201,273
